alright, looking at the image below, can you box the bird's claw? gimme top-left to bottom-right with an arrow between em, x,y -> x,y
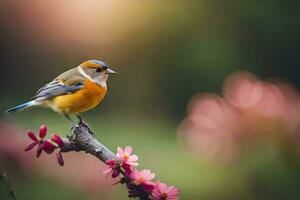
78,121 -> 94,137
76,114 -> 83,124
67,124 -> 78,140
90,131 -> 95,137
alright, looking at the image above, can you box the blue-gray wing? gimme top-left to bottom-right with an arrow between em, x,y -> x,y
32,80 -> 84,101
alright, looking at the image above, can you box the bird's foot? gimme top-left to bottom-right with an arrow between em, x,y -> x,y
76,114 -> 83,124
81,122 -> 95,137
90,130 -> 95,137
67,124 -> 78,141
74,115 -> 95,137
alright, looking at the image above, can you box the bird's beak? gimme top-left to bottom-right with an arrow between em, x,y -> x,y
105,68 -> 117,74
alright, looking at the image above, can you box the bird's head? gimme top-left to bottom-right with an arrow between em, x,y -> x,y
78,59 -> 116,87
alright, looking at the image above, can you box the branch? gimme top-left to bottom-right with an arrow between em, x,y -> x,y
60,123 -> 150,199
60,122 -> 120,164
24,122 -> 180,200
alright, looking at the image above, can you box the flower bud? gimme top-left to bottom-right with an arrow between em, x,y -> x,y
39,125 -> 48,139
51,134 -> 64,147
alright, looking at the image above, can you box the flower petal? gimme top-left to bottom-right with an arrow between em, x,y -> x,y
122,164 -> 133,175
112,170 -> 120,178
126,161 -> 139,166
51,134 -> 64,147
56,151 -> 64,166
124,146 -> 132,154
143,182 -> 155,191
36,145 -> 42,158
117,146 -> 124,155
105,159 -> 116,166
102,167 -> 113,175
24,141 -> 37,151
151,190 -> 161,200
159,182 -> 168,192
166,186 -> 180,199
27,130 -> 38,141
128,155 -> 138,162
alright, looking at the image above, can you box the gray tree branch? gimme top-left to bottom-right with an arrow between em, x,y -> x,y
60,122 -> 120,164
57,122 -> 149,200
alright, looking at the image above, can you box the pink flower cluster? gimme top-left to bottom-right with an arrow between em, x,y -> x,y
179,71 -> 300,162
103,146 -> 180,200
25,125 -> 65,166
23,126 -> 179,199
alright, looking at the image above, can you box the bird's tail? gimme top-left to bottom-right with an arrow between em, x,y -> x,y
5,101 -> 38,114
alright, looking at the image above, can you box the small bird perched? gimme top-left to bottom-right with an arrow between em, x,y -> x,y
5,59 -> 116,122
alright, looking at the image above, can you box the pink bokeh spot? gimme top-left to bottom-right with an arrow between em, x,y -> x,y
179,71 -> 300,162
224,71 -> 263,108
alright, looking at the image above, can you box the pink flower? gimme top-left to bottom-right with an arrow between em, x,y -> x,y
25,125 -> 48,157
51,134 -> 64,147
116,146 -> 138,174
25,125 -> 65,166
130,169 -> 155,190
103,159 -> 120,178
152,181 -> 180,200
116,146 -> 139,167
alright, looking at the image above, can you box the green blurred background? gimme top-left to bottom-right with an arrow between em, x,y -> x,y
0,0 -> 300,199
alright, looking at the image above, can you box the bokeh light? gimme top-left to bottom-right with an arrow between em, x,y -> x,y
179,71 -> 300,163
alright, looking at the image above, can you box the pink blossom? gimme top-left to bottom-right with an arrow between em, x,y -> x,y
152,181 -> 180,200
25,125 -> 48,154
25,125 -> 65,166
130,169 -> 155,190
116,146 -> 138,174
116,146 -> 139,167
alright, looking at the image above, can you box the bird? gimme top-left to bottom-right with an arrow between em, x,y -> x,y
5,59 -> 116,123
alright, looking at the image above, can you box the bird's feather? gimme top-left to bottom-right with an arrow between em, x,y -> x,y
32,68 -> 85,101
5,101 -> 37,114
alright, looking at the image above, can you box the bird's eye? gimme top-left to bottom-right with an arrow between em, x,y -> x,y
103,66 -> 108,70
96,68 -> 102,72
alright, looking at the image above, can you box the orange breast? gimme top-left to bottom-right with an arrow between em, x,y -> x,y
51,80 -> 107,114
